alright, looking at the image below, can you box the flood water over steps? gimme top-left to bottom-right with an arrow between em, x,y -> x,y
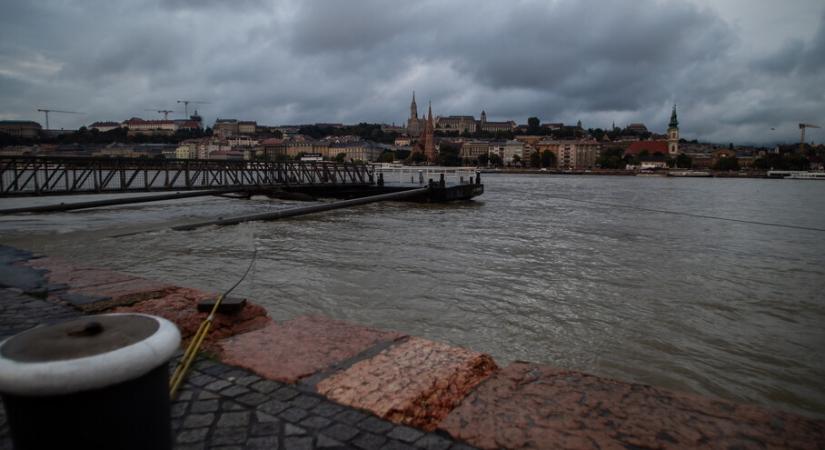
1,174 -> 824,419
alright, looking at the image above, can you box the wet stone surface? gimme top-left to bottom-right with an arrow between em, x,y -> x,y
218,316 -> 405,383
169,358 -> 477,450
0,288 -> 80,339
317,337 -> 497,431
439,362 -> 825,450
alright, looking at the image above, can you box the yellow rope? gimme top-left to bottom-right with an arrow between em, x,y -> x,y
169,294 -> 224,398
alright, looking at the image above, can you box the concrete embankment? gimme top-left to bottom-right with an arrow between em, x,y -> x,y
1,245 -> 823,449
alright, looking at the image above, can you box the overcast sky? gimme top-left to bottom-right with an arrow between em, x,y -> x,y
1,0 -> 823,145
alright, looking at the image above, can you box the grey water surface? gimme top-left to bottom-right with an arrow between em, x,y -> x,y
1,174 -> 824,418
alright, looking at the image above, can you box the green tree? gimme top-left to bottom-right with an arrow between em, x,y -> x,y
437,143 -> 463,166
489,153 -> 503,166
379,151 -> 395,163
527,117 -> 541,134
529,150 -> 541,168
541,150 -> 556,168
597,147 -> 625,169
512,154 -> 521,166
334,152 -> 347,163
675,153 -> 692,169
478,154 -> 489,166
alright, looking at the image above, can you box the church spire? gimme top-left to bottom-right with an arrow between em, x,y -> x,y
669,104 -> 678,129
410,91 -> 418,120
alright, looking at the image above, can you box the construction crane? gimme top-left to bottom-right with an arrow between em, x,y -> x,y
36,108 -> 82,130
144,109 -> 177,120
799,123 -> 821,153
176,100 -> 209,117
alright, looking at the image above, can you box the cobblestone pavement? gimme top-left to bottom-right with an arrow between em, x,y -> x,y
171,358 -> 477,450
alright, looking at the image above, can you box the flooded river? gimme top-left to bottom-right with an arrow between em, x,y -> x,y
1,174 -> 824,419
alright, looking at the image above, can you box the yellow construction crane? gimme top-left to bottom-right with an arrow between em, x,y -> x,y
176,100 -> 209,117
799,123 -> 820,153
36,108 -> 82,130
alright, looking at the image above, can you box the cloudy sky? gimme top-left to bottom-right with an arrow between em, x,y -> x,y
1,0 -> 823,145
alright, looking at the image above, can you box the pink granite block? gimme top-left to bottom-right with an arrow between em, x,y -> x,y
316,336 -> 497,431
217,315 -> 404,383
439,362 -> 825,450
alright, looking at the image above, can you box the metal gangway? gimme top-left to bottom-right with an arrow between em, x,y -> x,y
0,156 -> 375,196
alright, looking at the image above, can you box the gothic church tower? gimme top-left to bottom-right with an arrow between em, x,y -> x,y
668,105 -> 679,156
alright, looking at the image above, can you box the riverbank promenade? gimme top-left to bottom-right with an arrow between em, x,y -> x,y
0,245 -> 823,449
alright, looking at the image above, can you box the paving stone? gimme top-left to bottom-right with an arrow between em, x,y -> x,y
387,426 -> 424,443
218,316 -> 404,383
382,440 -> 418,450
216,411 -> 250,428
285,423 -> 307,436
198,390 -> 220,400
210,447 -> 243,450
311,402 -> 347,418
323,423 -> 360,442
171,402 -> 189,418
235,375 -> 261,386
317,337 -> 496,430
280,407 -> 309,423
271,386 -> 301,402
175,444 -> 206,450
315,434 -> 345,448
414,434 -> 453,450
209,427 -> 248,446
247,436 -> 280,449
220,385 -> 250,398
251,419 -> 281,436
357,416 -> 393,434
256,411 -> 280,423
289,394 -> 321,410
334,410 -> 368,426
283,437 -> 313,450
439,361 -> 825,450
251,379 -> 282,394
352,432 -> 387,449
177,428 -> 209,444
299,415 -> 332,430
258,399 -> 290,416
182,413 -> 215,429
189,374 -> 219,387
190,400 -> 219,413
236,392 -> 270,407
204,380 -> 232,392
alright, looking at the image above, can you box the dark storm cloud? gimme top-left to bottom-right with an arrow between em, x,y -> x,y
0,0 -> 823,144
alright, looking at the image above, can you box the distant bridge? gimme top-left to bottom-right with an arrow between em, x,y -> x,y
0,156 -> 375,196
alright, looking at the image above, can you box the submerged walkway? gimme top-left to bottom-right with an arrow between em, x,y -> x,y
0,245 -> 823,449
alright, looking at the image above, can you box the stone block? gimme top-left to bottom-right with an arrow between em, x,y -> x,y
218,315 -> 404,383
439,361 -> 825,450
114,286 -> 269,343
316,337 -> 497,431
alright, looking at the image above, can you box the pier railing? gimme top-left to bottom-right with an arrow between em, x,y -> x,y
0,156 -> 375,196
373,165 -> 479,187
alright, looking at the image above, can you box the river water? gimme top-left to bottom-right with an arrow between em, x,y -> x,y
1,174 -> 824,419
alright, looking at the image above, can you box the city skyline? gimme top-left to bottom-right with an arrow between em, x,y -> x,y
1,0 -> 823,145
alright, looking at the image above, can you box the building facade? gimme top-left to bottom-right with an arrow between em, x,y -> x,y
535,139 -> 602,169
0,121 -> 42,138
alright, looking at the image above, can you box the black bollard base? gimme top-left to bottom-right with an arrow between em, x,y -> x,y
2,364 -> 172,450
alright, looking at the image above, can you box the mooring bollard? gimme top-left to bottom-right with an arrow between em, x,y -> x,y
0,313 -> 181,450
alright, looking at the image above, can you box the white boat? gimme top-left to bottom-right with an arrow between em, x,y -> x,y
767,171 -> 825,180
